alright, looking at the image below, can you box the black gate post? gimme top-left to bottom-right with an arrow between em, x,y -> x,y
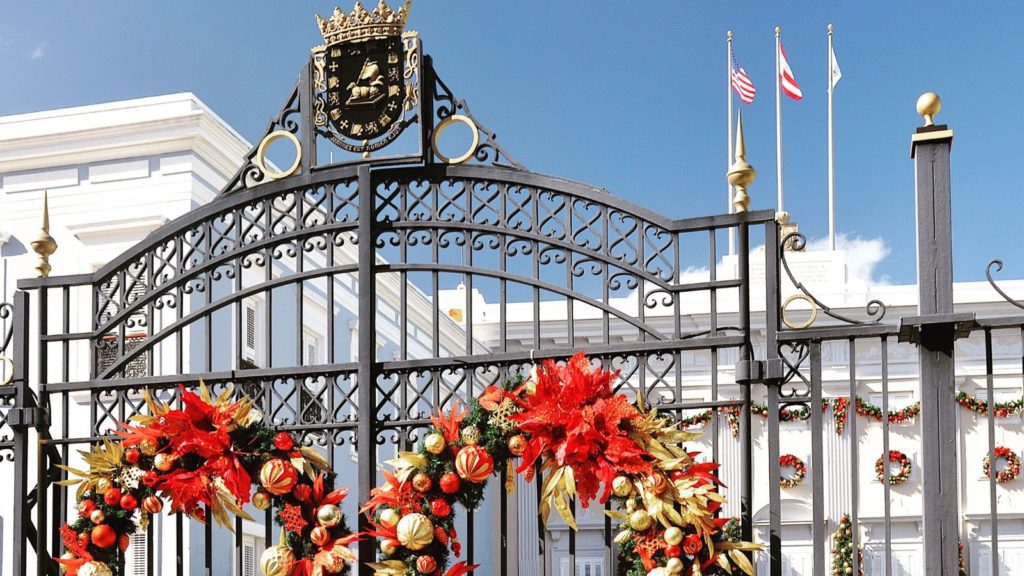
10,290 -> 33,576
356,165 -> 379,576
905,93 -> 963,575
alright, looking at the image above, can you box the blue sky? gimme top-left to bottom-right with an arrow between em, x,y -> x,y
0,2 -> 1020,284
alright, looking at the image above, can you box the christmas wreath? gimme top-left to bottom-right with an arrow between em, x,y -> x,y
983,446 -> 1021,484
779,454 -> 806,489
957,390 -> 1024,417
874,450 -> 912,485
363,352 -> 759,576
55,383 -> 358,576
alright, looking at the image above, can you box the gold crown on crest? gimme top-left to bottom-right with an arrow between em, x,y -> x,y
316,0 -> 411,46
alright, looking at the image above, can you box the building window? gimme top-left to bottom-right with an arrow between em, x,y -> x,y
125,531 -> 147,576
241,300 -> 261,368
560,556 -> 604,576
304,329 -> 323,365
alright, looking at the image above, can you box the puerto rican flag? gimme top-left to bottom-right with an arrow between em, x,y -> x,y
778,43 -> 803,100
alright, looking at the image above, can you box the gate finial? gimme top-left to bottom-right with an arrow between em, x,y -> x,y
30,190 -> 57,278
916,92 -> 941,127
727,110 -> 756,213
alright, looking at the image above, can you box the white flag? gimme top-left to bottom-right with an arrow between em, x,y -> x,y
830,44 -> 842,89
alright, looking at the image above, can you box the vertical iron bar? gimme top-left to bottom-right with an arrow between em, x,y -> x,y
736,219 -> 753,549
356,165 -> 378,576
985,329 -> 997,576
881,337 -> 892,576
809,341 -> 826,576
12,291 -> 30,576
848,338 -> 860,572
766,380 -> 782,576
36,288 -> 48,576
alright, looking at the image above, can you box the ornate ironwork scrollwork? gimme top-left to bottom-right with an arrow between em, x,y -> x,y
432,74 -> 524,170
779,232 -> 887,328
986,259 -> 1024,310
0,301 -> 13,387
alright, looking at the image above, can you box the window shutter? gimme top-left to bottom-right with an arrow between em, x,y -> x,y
125,531 -> 147,576
243,541 -> 256,576
243,304 -> 258,363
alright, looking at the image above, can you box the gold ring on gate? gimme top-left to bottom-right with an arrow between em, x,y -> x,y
781,294 -> 817,330
0,355 -> 13,386
432,114 -> 479,165
254,130 -> 302,180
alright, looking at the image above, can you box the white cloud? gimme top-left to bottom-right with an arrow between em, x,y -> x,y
29,45 -> 44,61
806,233 -> 891,286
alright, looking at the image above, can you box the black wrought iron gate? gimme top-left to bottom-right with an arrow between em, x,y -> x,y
0,16 -> 1003,576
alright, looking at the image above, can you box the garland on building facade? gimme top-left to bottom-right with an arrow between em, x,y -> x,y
956,390 -> 1024,417
982,446 -> 1021,484
875,450 -> 912,485
364,353 -> 759,576
56,384 -> 358,576
831,514 -> 863,576
778,454 -> 806,489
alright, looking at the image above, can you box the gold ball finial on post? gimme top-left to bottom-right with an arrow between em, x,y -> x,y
916,92 -> 942,127
775,26 -> 781,36
30,191 -> 57,278
727,111 -> 756,213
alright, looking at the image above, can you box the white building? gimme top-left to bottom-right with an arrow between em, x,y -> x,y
2,95 -> 1023,576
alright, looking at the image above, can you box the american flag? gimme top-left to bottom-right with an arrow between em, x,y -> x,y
778,43 -> 803,100
731,52 -> 757,104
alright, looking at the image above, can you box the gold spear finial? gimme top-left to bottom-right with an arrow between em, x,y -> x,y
727,110 -> 756,213
916,92 -> 942,127
30,191 -> 57,278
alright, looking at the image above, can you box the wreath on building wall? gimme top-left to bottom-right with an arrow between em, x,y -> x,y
982,446 -> 1021,484
874,450 -> 912,485
779,455 -> 806,489
56,384 -> 358,576
957,390 -> 1024,417
364,352 -> 760,576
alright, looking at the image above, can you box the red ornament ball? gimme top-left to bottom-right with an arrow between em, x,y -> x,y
142,470 -> 160,487
664,544 -> 682,558
120,494 -> 138,511
124,449 -> 141,464
274,432 -> 295,451
260,458 -> 299,496
429,498 -> 451,518
682,533 -> 703,555
91,525 -> 117,548
103,488 -> 123,507
439,472 -> 461,494
143,496 -> 163,514
455,445 -> 494,483
78,500 -> 97,517
310,526 -> 331,547
415,555 -> 438,574
412,472 -> 433,493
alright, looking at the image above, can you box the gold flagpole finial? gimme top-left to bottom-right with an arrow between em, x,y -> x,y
828,23 -> 834,35
31,190 -> 57,278
775,26 -> 781,37
916,92 -> 942,127
728,29 -> 733,40
727,111 -> 756,213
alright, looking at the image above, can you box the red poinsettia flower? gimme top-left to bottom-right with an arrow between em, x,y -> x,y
512,352 -> 652,505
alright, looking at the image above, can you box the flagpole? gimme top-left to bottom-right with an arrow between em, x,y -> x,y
775,26 -> 783,213
827,23 -> 836,250
728,30 -> 736,256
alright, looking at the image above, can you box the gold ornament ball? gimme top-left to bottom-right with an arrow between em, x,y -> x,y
460,426 -> 481,446
143,495 -> 163,514
424,433 -> 446,455
396,513 -> 435,551
79,562 -> 113,576
508,435 -> 527,457
412,472 -> 433,493
95,478 -> 112,495
90,509 -> 106,525
612,476 -> 632,498
916,92 -> 942,125
380,539 -> 398,555
310,526 -> 331,547
154,453 -> 175,472
259,545 -> 296,576
59,552 -> 76,573
139,439 -> 158,456
317,504 -> 342,528
665,558 -> 684,574
663,526 -> 684,546
625,499 -> 638,513
643,473 -> 668,495
629,509 -> 652,532
252,490 -> 271,511
379,508 -> 401,528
